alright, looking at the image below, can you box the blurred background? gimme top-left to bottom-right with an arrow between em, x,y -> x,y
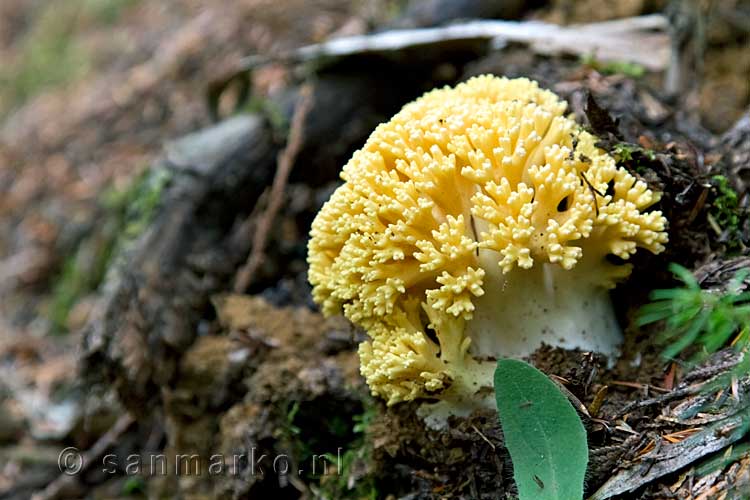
0,1 -> 748,499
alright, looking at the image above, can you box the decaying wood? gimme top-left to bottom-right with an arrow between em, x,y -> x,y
81,73 -> 426,412
591,350 -> 750,500
718,109 -> 750,201
591,410 -> 750,499
239,15 -> 670,72
81,113 -> 277,410
664,0 -> 706,97
695,256 -> 750,293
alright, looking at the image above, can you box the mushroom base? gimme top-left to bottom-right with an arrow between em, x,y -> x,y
419,258 -> 623,429
466,256 -> 623,360
417,358 -> 497,430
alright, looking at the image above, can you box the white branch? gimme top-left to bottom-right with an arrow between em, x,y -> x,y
241,15 -> 670,71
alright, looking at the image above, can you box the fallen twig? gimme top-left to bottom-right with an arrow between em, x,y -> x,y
31,413 -> 135,500
471,424 -> 496,451
234,84 -> 314,292
613,383 -> 709,420
589,408 -> 750,500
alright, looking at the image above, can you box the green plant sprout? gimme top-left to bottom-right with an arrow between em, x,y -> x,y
580,54 -> 645,78
637,263 -> 750,364
710,175 -> 740,229
319,398 -> 378,500
611,143 -> 656,163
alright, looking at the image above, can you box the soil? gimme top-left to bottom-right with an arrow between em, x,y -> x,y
0,1 -> 749,499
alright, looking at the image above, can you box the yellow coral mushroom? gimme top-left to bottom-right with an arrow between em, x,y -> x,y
307,75 -> 668,413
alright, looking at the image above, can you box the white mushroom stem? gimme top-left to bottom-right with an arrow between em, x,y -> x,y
419,251 -> 622,430
467,249 -> 622,361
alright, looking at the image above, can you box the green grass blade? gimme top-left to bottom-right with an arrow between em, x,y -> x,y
649,288 -> 697,302
669,263 -> 699,288
495,359 -> 588,500
648,289 -> 680,301
666,304 -> 703,330
703,315 -> 739,352
662,312 -> 710,360
636,302 -> 676,326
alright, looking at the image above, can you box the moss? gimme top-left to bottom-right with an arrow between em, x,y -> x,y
105,166 -> 172,243
48,252 -> 98,334
121,476 -> 146,495
581,54 -> 645,78
275,394 -> 380,499
47,166 -> 171,333
242,95 -> 288,136
612,142 -> 656,163
708,175 -> 741,242
316,397 -> 379,500
317,447 -> 378,500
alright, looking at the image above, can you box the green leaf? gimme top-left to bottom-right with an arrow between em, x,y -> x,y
494,359 -> 588,500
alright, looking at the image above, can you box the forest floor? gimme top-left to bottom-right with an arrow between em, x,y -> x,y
0,1 -> 749,499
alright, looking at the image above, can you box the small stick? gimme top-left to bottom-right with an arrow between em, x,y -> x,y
471,424 -> 496,451
580,171 -> 605,217
32,413 -> 135,500
234,84 -> 314,292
